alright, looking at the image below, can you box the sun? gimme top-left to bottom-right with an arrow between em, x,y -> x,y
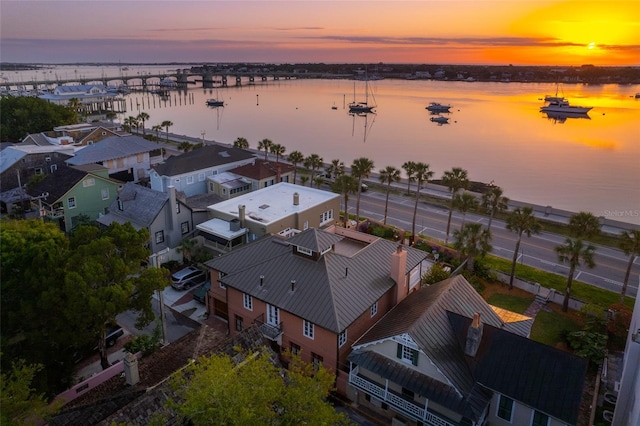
588,42 -> 596,50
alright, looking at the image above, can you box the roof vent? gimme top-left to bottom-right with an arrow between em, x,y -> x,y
293,192 -> 299,206
259,275 -> 264,287
291,280 -> 296,292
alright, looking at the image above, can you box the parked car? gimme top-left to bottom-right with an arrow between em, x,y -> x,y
105,323 -> 124,347
193,281 -> 211,304
171,266 -> 207,290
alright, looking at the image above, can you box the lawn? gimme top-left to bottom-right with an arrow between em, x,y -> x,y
530,308 -> 583,348
485,293 -> 534,314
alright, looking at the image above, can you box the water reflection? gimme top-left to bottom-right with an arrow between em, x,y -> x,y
543,111 -> 591,124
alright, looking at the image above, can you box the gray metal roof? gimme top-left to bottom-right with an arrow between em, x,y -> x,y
0,146 -> 26,174
66,135 -> 159,165
448,312 -> 586,425
98,182 -> 169,228
152,145 -> 256,176
288,228 -> 344,252
353,276 -> 506,396
206,229 -> 429,333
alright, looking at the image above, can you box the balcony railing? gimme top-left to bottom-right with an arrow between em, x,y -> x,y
44,208 -> 65,219
349,369 -> 457,426
253,317 -> 283,341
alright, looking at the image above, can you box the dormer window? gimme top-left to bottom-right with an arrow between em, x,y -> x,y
296,246 -> 312,256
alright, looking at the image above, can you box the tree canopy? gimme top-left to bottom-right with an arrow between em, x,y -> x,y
0,96 -> 77,141
0,220 -> 168,396
169,350 -> 351,426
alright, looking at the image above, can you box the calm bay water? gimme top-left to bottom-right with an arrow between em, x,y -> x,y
8,65 -> 640,224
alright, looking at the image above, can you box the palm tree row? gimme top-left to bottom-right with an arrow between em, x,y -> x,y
220,138 -> 634,309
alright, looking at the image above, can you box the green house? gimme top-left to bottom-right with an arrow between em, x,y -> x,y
27,164 -> 122,233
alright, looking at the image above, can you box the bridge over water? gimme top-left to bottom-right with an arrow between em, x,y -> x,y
1,69 -> 334,92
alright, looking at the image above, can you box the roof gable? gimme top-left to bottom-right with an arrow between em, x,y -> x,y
26,165 -> 92,201
228,159 -> 295,180
101,182 -> 170,228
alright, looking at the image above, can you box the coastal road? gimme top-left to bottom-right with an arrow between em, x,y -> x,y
350,189 -> 639,298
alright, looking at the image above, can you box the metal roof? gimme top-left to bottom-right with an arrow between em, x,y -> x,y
66,135 -> 159,165
448,312 -> 587,425
206,229 -> 430,333
97,182 -> 169,228
152,145 -> 256,176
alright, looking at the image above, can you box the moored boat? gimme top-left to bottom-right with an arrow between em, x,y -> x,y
206,99 -> 224,107
540,99 -> 592,114
426,102 -> 451,113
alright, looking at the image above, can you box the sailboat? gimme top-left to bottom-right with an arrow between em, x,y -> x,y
348,71 -> 376,114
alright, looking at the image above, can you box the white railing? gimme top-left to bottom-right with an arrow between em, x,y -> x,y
349,372 -> 457,426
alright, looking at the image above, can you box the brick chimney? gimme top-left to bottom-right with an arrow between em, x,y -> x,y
464,312 -> 483,357
390,245 -> 408,304
124,352 -> 140,386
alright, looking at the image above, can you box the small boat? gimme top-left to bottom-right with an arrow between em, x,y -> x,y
426,102 -> 451,113
544,82 -> 565,103
348,71 -> 376,114
331,102 -> 337,110
540,99 -> 592,114
635,93 -> 640,99
206,99 -> 224,107
430,116 -> 449,124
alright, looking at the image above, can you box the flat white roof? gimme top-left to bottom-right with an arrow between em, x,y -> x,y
196,218 -> 247,239
208,182 -> 339,226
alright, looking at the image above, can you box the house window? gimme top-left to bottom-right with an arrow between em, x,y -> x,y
219,271 -> 226,289
101,188 -> 109,200
176,203 -> 180,214
243,293 -> 253,311
303,221 -> 309,230
338,330 -> 347,347
303,320 -> 314,339
497,395 -> 514,422
311,352 -> 323,370
296,246 -> 312,256
155,231 -> 164,244
83,178 -> 95,187
235,315 -> 244,332
320,209 -> 334,224
290,342 -> 301,356
370,301 -> 378,317
267,304 -> 280,326
396,343 -> 418,366
68,196 -> 76,209
181,221 -> 189,235
50,164 -> 58,173
198,172 -> 205,181
117,199 -> 124,210
34,167 -> 43,175
531,411 -> 549,426
136,153 -> 143,163
187,176 -> 194,184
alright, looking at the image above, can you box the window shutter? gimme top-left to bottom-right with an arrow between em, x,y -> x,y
396,343 -> 402,359
411,349 -> 419,366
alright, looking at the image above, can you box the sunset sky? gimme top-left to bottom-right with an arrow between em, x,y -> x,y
1,0 -> 638,66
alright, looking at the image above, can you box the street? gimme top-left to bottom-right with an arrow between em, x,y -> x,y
352,187 -> 639,298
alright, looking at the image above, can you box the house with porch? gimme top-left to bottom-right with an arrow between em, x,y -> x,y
25,164 -> 122,233
204,226 -> 433,395
196,182 -> 340,253
347,275 -> 587,426
97,183 -> 194,264
149,144 -> 256,197
65,135 -> 161,183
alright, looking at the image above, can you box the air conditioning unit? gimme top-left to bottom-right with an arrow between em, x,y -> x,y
45,156 -> 51,162
614,381 -> 621,393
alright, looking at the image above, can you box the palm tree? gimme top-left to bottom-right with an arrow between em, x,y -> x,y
351,157 -> 375,223
331,175 -> 358,228
482,185 -> 509,233
379,166 -> 401,225
233,137 -> 250,149
137,112 -> 150,135
313,176 -> 325,188
304,154 -> 324,186
410,163 -> 433,245
177,238 -> 197,264
152,124 -> 163,142
300,175 -> 310,187
257,138 -> 273,161
619,229 -> 640,303
67,97 -> 82,114
442,167 -> 470,244
453,223 -> 492,272
454,192 -> 479,228
270,143 -> 286,163
568,211 -> 601,240
287,151 -> 304,184
161,120 -> 173,142
506,207 -> 541,289
326,159 -> 345,179
556,238 -> 596,312
402,161 -> 417,196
